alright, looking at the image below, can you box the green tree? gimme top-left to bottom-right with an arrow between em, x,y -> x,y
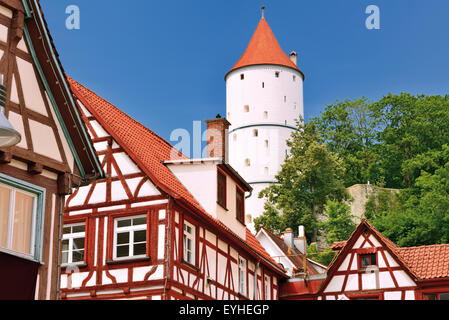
254,119 -> 348,242
321,200 -> 356,245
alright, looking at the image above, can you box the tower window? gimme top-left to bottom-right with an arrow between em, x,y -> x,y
264,167 -> 269,175
233,134 -> 237,142
284,96 -> 287,103
293,75 -> 296,82
244,105 -> 249,113
245,159 -> 251,167
275,72 -> 280,78
265,140 -> 269,148
262,82 -> 265,88
264,111 -> 268,119
253,129 -> 258,137
241,74 -> 244,80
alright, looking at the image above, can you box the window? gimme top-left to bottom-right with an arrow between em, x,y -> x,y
236,189 -> 245,224
264,275 -> 271,299
239,257 -> 247,296
284,96 -> 287,103
275,71 -> 280,78
113,215 -> 147,260
217,171 -> 227,208
244,105 -> 249,113
424,293 -> 449,300
293,75 -> 296,82
264,167 -> 269,176
62,223 -> 86,266
265,140 -> 269,148
253,129 -> 258,137
360,253 -> 377,268
245,159 -> 251,167
264,111 -> 268,119
0,176 -> 45,260
262,82 -> 265,88
183,221 -> 196,265
240,74 -> 244,80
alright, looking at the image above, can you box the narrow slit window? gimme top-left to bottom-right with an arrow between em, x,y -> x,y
244,105 -> 249,113
253,129 -> 258,137
275,72 -> 280,78
240,74 -> 244,80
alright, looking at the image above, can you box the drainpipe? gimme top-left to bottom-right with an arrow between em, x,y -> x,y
55,194 -> 64,300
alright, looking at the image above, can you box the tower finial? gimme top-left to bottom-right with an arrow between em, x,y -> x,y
261,5 -> 265,19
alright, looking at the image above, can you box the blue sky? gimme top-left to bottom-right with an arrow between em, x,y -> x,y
41,0 -> 449,143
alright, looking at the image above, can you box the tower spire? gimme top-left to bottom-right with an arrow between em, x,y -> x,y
261,5 -> 265,19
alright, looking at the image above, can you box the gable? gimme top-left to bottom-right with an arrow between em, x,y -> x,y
65,98 -> 162,210
321,225 -> 417,297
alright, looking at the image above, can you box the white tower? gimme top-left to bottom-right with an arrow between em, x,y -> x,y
226,10 -> 305,232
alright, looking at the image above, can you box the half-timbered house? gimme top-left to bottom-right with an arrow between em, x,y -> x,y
60,78 -> 288,300
280,219 -> 449,300
0,0 -> 103,300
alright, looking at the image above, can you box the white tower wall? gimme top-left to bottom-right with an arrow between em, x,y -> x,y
226,64 -> 304,231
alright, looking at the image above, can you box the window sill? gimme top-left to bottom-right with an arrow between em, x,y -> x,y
61,262 -> 88,270
106,256 -> 151,265
217,202 -> 229,211
181,259 -> 200,272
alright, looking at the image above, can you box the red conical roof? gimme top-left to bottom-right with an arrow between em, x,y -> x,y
227,18 -> 303,77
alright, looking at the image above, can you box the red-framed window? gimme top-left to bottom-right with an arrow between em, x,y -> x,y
236,188 -> 245,224
359,253 -> 377,268
424,293 -> 449,300
217,170 -> 227,209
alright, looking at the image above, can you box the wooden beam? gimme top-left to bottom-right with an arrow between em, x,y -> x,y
27,161 -> 43,175
0,150 -> 12,163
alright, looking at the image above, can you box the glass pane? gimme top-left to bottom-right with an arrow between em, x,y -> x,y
0,186 -> 11,248
134,230 -> 146,243
73,237 -> 85,250
62,239 -> 69,251
117,219 -> 131,228
117,232 -> 129,245
133,217 -> 146,226
116,245 -> 129,258
72,225 -> 85,233
12,192 -> 34,254
72,250 -> 84,263
63,226 -> 71,235
440,293 -> 449,300
133,243 -> 146,256
62,251 -> 68,264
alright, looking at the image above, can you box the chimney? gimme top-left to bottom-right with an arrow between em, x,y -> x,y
294,225 -> 307,254
283,228 -> 294,250
289,51 -> 298,66
205,115 -> 231,163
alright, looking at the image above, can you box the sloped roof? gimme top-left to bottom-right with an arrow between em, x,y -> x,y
260,227 -> 323,275
328,219 -> 449,281
67,77 -> 286,276
398,244 -> 449,280
227,18 -> 303,77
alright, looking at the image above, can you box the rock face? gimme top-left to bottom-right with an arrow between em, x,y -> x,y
347,184 -> 400,222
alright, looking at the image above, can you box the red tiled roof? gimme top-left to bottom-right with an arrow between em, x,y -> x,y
227,18 -> 302,76
330,241 -> 346,251
260,227 -> 323,275
67,77 -> 286,276
398,244 -> 449,280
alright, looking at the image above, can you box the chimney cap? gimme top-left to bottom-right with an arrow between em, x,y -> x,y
289,51 -> 297,57
285,228 -> 293,233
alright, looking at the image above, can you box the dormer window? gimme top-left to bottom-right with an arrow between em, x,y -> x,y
217,171 -> 227,208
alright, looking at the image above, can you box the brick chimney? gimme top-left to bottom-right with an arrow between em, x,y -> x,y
205,115 -> 231,163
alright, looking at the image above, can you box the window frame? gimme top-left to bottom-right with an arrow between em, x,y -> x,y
217,170 -> 227,209
183,220 -> 196,266
113,214 -> 148,261
264,275 -> 271,300
61,222 -> 86,267
359,253 -> 377,269
238,256 -> 247,296
236,187 -> 245,224
0,173 -> 45,262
